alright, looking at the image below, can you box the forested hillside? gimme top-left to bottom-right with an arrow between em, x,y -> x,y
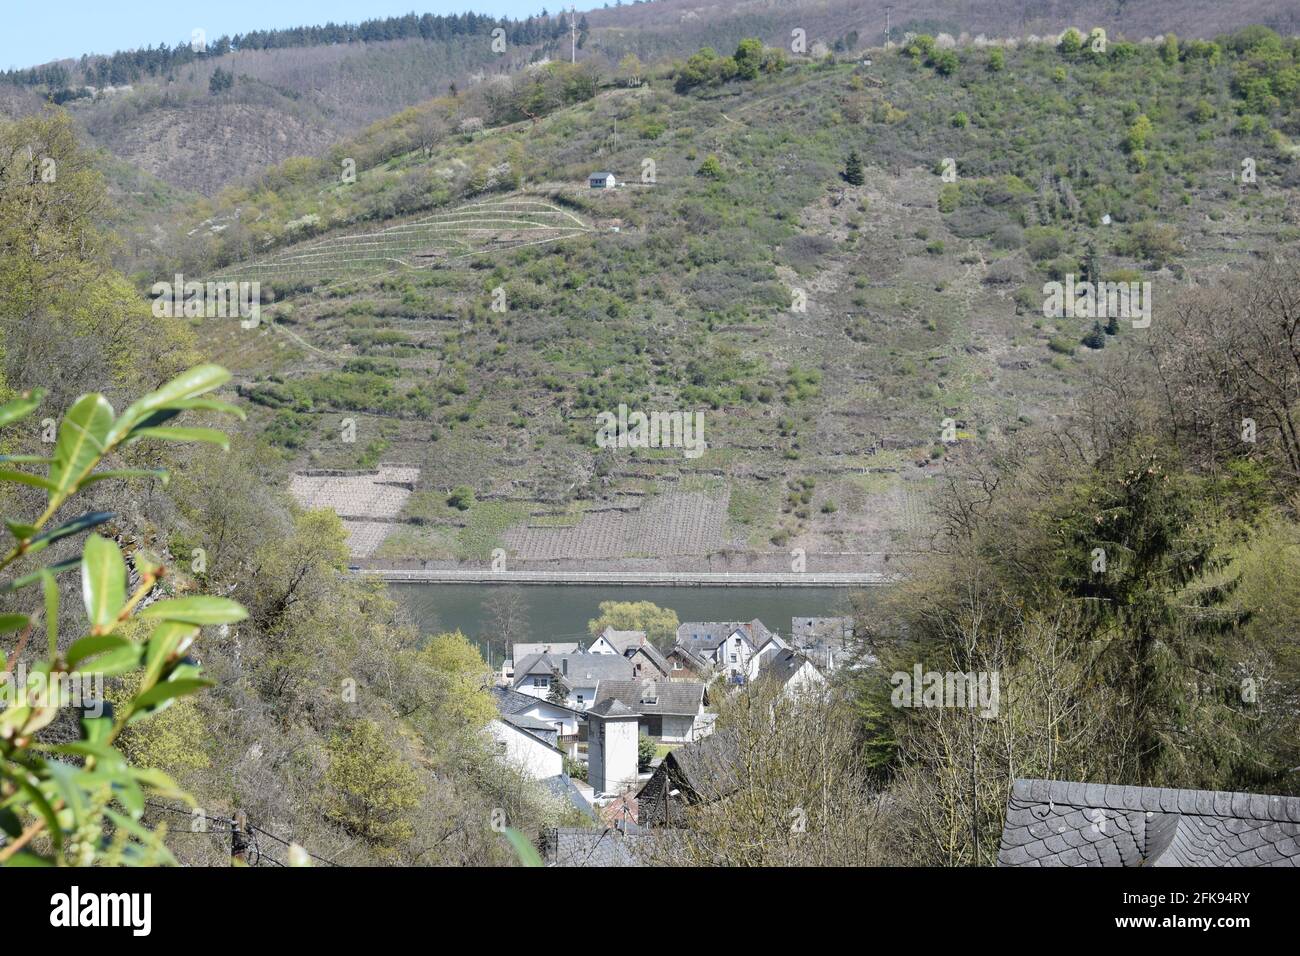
140,28 -> 1300,574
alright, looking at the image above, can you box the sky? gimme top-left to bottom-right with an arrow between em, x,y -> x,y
1,1 -> 590,71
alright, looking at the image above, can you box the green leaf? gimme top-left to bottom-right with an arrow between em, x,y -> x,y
81,533 -> 126,629
129,677 -> 213,714
49,741 -> 128,773
0,469 -> 58,492
139,596 -> 247,626
49,393 -> 114,500
66,634 -> 132,669
144,621 -> 200,678
1,556 -> 78,594
105,365 -> 231,446
502,827 -> 544,867
0,389 -> 43,429
0,769 -> 62,853
130,767 -> 190,803
5,520 -> 38,540
23,510 -> 115,558
0,613 -> 28,633
77,644 -> 143,677
2,851 -> 54,867
41,570 -> 57,659
125,426 -> 230,451
81,712 -> 113,745
0,455 -> 54,465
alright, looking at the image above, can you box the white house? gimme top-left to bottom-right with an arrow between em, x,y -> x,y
746,632 -> 792,682
673,620 -> 777,682
488,716 -> 565,781
502,642 -> 579,685
589,627 -> 670,679
592,679 -> 712,743
755,649 -> 826,698
588,627 -> 645,655
492,686 -> 583,739
588,171 -> 617,189
512,651 -> 636,711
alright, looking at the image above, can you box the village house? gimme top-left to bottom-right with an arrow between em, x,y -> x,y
790,617 -> 853,672
750,648 -> 826,698
587,627 -> 644,655
487,714 -> 565,780
588,170 -> 617,189
501,641 -> 579,684
491,686 -> 583,740
591,679 -> 712,743
588,626 -> 670,679
512,651 -> 636,711
673,620 -> 778,682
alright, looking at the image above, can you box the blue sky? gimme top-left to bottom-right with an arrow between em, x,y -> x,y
2,1 -> 589,71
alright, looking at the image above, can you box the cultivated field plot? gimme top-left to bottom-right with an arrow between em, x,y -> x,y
212,197 -> 592,285
500,490 -> 734,560
289,465 -> 419,557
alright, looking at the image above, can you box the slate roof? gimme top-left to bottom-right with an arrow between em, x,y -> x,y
503,712 -> 560,733
512,652 -> 636,689
595,628 -> 647,653
667,644 -> 712,671
675,619 -> 775,651
542,827 -> 647,866
594,680 -> 706,716
513,642 -> 579,660
998,778 -> 1300,867
756,649 -> 819,687
491,686 -> 579,717
586,698 -> 639,718
628,642 -> 671,676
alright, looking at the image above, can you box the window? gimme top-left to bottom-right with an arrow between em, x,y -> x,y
730,654 -> 737,663
533,676 -> 549,688
576,694 -> 584,705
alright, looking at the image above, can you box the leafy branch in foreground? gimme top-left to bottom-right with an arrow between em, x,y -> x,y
0,364 -> 246,865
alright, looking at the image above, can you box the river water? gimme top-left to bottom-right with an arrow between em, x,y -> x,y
389,582 -> 873,660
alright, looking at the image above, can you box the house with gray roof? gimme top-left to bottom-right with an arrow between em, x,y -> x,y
749,648 -> 825,697
588,627 -> 670,680
673,619 -> 776,682
592,679 -> 712,743
491,686 -> 582,737
512,652 -> 636,711
998,778 -> 1300,867
588,627 -> 647,656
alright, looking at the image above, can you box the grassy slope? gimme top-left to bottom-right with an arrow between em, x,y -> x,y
173,40 -> 1299,567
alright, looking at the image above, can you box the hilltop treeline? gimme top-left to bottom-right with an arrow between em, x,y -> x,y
0,10 -> 586,91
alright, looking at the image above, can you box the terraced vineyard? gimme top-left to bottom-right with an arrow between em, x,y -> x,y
211,196 -> 593,285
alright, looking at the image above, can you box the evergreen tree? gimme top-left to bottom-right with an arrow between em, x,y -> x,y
843,149 -> 865,185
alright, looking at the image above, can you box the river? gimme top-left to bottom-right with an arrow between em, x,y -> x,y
389,582 -> 873,661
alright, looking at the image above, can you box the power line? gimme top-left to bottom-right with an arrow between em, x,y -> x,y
145,800 -> 340,867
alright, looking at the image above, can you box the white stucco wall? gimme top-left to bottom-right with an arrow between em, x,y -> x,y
488,720 -> 564,781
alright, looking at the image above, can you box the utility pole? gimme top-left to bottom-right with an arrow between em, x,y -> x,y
231,809 -> 251,865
